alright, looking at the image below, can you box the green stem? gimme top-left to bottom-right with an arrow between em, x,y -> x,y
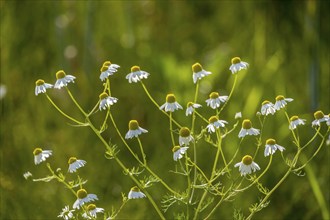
217,74 -> 238,116
65,87 -> 87,117
137,137 -> 147,165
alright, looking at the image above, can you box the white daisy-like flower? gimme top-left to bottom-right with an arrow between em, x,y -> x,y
192,62 -> 212,84
274,95 -> 293,110
159,93 -> 183,112
33,147 -> 52,165
229,57 -> 249,74
238,119 -> 260,138
312,110 -> 329,127
179,127 -> 194,146
234,155 -> 260,176
172,145 -> 189,161
99,61 -> 120,81
128,186 -> 146,199
235,112 -> 242,119
0,84 -> 7,100
125,120 -> 148,139
99,92 -> 118,111
205,92 -> 228,109
206,116 -> 228,133
261,100 -> 276,116
73,189 -> 98,209
289,115 -> 306,130
68,157 -> 87,173
35,79 -> 53,96
58,205 -> 74,220
126,65 -> 150,83
264,138 -> 285,157
327,114 -> 330,126
186,102 -> 202,116
54,70 -> 76,89
82,204 -> 104,219
23,171 -> 32,180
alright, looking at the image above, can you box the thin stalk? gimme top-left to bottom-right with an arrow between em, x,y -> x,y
137,137 -> 147,165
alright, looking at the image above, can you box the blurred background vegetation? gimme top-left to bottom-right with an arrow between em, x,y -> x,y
1,0 -> 329,219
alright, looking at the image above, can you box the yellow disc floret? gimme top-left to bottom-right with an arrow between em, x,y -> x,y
179,127 -> 191,137
289,115 -> 299,122
166,94 -> 176,103
242,119 -> 252,129
33,148 -> 42,155
231,57 -> 241,64
209,92 -> 219,99
208,116 -> 219,124
266,138 -> 276,145
130,186 -> 140,192
99,92 -> 108,100
35,79 -> 45,86
68,157 -> 77,165
87,204 -> 96,211
275,95 -> 284,101
262,100 -> 270,106
76,189 -> 88,199
192,63 -> 203,73
55,70 -> 66,79
172,146 -> 181,153
128,120 -> 139,130
131,65 -> 141,73
242,155 -> 253,165
314,110 -> 324,120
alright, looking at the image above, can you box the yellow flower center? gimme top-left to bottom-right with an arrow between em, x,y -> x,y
275,95 -> 284,101
208,116 -> 218,124
76,189 -> 87,199
33,148 -> 42,155
100,65 -> 109,72
131,65 -> 141,72
242,155 -> 253,165
180,127 -> 191,137
187,102 -> 194,108
209,92 -> 219,99
314,110 -> 324,120
166,94 -> 176,103
231,57 -> 241,64
68,157 -> 77,165
55,70 -> 66,79
242,119 -> 252,129
35,79 -> 45,86
266,138 -> 276,145
130,186 -> 140,192
172,145 -> 181,153
290,115 -> 299,122
103,61 -> 111,67
128,120 -> 139,130
192,63 -> 203,73
87,204 -> 96,211
262,100 -> 270,106
99,92 -> 108,100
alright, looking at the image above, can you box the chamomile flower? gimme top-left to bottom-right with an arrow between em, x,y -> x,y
125,120 -> 148,139
82,204 -> 104,219
99,92 -> 118,111
192,62 -> 212,84
126,65 -> 150,83
312,110 -> 329,127
238,119 -> 260,138
186,102 -> 202,116
73,189 -> 98,209
58,205 -> 74,220
274,95 -> 293,110
23,171 -> 32,180
68,157 -> 87,173
327,114 -> 330,126
179,127 -> 194,146
172,145 -> 189,161
35,79 -> 53,96
54,70 -> 76,89
33,147 -> 52,165
289,115 -> 306,130
159,94 -> 183,112
229,57 -> 249,74
128,186 -> 146,199
264,138 -> 285,157
261,100 -> 276,116
205,92 -> 228,109
234,155 -> 260,176
235,112 -> 242,119
99,61 -> 120,81
206,116 -> 228,133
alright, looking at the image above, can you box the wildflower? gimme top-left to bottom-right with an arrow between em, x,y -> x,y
99,61 -> 120,81
126,65 -> 150,83
82,204 -> 104,219
128,186 -> 146,199
186,102 -> 202,116
238,119 -> 260,138
35,79 -> 53,96
125,120 -> 148,139
235,112 -> 242,119
205,92 -> 228,109
172,145 -> 189,161
312,110 -> 329,127
289,116 -> 306,130
261,100 -> 276,116
274,95 -> 293,110
264,138 -> 285,157
179,127 -> 194,146
192,62 -> 212,84
33,147 -> 52,165
68,157 -> 87,173
0,84 -> 7,99
99,92 -> 118,111
234,155 -> 260,176
54,70 -> 76,89
73,189 -> 98,209
327,114 -> 330,126
229,57 -> 249,74
58,205 -> 74,220
159,94 -> 183,112
206,116 -> 228,133
23,171 -> 32,180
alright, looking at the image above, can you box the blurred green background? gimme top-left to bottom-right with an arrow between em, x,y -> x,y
1,1 -> 329,219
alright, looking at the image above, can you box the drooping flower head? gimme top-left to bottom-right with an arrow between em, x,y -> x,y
159,93 -> 183,112
99,92 -> 118,111
68,157 -> 87,173
172,145 -> 189,161
264,138 -> 285,157
234,155 -> 260,176
205,92 -> 228,109
206,116 -> 228,133
35,79 -> 53,96
126,65 -> 150,83
179,127 -> 194,146
73,189 -> 98,209
274,95 -> 293,110
99,60 -> 120,81
54,70 -> 76,89
312,110 -> 329,127
82,204 -> 104,219
229,57 -> 249,74
192,62 -> 212,84
186,102 -> 202,116
128,186 -> 146,199
33,147 -> 52,165
261,100 -> 276,116
238,119 -> 260,138
235,112 -> 242,119
125,120 -> 148,139
289,115 -> 306,130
